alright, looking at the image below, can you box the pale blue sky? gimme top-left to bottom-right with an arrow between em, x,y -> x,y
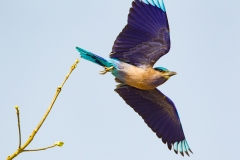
1,0 -> 240,159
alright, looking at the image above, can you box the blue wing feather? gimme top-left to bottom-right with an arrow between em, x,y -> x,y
115,85 -> 192,156
110,0 -> 170,67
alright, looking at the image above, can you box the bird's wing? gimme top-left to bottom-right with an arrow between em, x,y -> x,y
110,0 -> 170,67
115,85 -> 192,156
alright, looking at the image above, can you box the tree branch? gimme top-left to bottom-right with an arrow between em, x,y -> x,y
14,106 -> 22,149
7,59 -> 80,160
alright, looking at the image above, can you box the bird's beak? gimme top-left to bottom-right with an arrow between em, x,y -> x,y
164,71 -> 177,77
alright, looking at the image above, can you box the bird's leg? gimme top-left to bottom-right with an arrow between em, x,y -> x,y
99,66 -> 114,75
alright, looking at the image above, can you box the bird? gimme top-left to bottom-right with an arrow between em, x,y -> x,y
76,0 -> 192,156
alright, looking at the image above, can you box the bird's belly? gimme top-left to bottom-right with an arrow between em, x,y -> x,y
124,74 -> 157,90
111,63 -> 164,90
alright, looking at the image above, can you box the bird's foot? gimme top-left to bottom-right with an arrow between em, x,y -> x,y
99,66 -> 114,75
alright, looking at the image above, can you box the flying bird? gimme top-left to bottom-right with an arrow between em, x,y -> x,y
76,0 -> 192,156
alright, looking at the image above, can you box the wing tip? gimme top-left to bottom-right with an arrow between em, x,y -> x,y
167,142 -> 172,150
173,140 -> 193,156
185,151 -> 190,157
139,0 -> 166,12
174,149 -> 178,154
180,151 -> 184,157
189,148 -> 193,154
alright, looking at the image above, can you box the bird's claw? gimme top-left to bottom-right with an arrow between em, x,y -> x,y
99,66 -> 114,75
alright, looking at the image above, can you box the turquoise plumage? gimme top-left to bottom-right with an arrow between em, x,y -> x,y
76,47 -> 112,68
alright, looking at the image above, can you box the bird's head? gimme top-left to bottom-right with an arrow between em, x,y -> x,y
154,67 -> 177,79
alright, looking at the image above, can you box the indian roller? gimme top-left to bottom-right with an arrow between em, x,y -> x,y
76,0 -> 192,156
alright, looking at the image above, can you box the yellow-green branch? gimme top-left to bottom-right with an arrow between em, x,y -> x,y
14,106 -> 21,149
7,59 -> 80,160
22,141 -> 64,152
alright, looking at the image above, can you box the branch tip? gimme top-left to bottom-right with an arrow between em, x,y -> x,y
55,141 -> 64,147
14,105 -> 19,110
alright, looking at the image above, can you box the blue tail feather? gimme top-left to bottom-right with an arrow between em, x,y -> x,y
76,47 -> 112,67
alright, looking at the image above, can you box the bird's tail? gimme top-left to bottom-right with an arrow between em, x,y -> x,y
76,47 -> 112,67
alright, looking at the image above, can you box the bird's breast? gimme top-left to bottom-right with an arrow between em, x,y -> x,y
110,60 -> 167,90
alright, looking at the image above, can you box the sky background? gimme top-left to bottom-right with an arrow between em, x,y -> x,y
1,0 -> 240,159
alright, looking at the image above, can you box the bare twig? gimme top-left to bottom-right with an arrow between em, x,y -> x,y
7,59 -> 80,160
23,145 -> 56,152
22,141 -> 64,152
14,106 -> 21,149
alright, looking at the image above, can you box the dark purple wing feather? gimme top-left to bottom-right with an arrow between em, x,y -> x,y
110,0 -> 170,67
115,85 -> 192,156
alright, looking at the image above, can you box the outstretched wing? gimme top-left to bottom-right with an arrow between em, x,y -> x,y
115,85 -> 192,156
110,0 -> 170,67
